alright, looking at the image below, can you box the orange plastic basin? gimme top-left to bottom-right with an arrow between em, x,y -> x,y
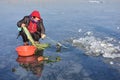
16,46 -> 36,56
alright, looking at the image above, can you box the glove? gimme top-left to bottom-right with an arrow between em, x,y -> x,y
18,27 -> 22,31
41,34 -> 46,39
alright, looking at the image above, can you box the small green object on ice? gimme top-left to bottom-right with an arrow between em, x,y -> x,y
22,26 -> 49,50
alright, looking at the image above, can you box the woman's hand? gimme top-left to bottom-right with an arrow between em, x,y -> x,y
41,34 -> 46,39
21,23 -> 25,27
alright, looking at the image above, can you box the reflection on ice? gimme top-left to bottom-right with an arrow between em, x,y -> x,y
72,31 -> 120,59
88,0 -> 103,4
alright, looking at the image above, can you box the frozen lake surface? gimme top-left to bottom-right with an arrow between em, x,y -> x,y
0,0 -> 120,80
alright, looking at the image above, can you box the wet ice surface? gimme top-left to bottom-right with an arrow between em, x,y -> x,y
0,0 -> 120,80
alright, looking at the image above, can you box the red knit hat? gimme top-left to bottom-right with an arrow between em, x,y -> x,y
30,10 -> 41,19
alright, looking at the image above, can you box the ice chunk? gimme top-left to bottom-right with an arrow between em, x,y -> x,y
110,61 -> 114,65
78,29 -> 82,33
117,27 -> 120,30
73,35 -> 120,59
85,31 -> 93,36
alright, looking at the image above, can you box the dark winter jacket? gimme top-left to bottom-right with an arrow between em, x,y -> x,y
17,16 -> 45,35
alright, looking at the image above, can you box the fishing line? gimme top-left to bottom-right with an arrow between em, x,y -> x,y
46,37 -> 69,49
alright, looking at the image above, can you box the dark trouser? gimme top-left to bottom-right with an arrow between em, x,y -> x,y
20,31 -> 41,42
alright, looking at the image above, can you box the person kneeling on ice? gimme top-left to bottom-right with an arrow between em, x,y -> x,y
17,10 -> 46,45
